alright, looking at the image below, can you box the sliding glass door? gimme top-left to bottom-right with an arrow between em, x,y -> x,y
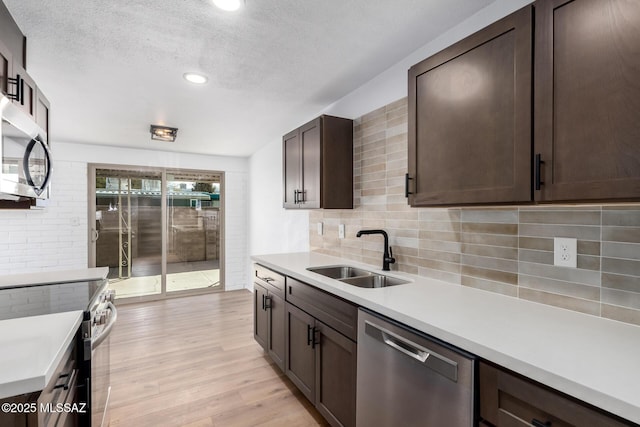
166,170 -> 222,293
89,165 -> 224,301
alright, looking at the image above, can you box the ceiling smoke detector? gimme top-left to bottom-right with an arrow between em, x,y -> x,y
213,0 -> 243,11
150,125 -> 178,142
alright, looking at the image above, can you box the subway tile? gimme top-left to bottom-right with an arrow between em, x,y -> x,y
461,222 -> 518,235
461,254 -> 518,274
419,239 -> 462,253
417,258 -> 460,274
518,274 -> 600,301
518,288 -> 600,316
397,264 -> 419,275
462,243 -> 518,260
461,265 -> 517,285
601,226 -> 640,244
418,209 -> 461,222
421,220 -> 460,233
385,97 -> 408,114
418,230 -> 461,242
519,210 -> 600,225
601,288 -> 640,310
601,257 -> 640,277
519,237 -> 553,252
460,209 -> 518,224
361,106 -> 386,123
602,273 -> 640,293
519,262 -> 600,286
418,267 -> 461,284
519,248 -> 553,265
418,249 -> 461,263
461,275 -> 518,297
602,208 -> 640,227
601,304 -> 640,327
577,255 -> 600,271
602,242 -> 640,260
461,233 -> 518,248
519,224 -> 601,240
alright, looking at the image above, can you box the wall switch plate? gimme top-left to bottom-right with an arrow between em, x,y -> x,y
317,222 -> 323,236
554,237 -> 577,268
338,224 -> 345,239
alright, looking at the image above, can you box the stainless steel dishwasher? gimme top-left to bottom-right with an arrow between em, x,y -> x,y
357,309 -> 476,427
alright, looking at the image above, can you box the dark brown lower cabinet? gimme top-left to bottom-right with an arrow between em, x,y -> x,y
286,302 -> 357,427
253,282 -> 285,371
479,361 -> 631,427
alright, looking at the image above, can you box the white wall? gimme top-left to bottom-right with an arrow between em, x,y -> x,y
248,138 -> 309,256
247,0 -> 534,263
0,142 -> 249,290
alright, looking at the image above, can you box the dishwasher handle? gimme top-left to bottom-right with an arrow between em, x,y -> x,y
382,332 -> 429,363
365,320 -> 459,382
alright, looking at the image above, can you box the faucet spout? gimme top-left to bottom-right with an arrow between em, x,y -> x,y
356,229 -> 396,271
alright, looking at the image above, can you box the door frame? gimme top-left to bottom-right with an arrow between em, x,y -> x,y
88,163 -> 225,304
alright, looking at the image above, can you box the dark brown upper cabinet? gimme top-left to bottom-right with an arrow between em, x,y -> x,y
283,115 -> 353,209
407,7 -> 533,206
0,39 -> 11,96
534,0 -> 640,202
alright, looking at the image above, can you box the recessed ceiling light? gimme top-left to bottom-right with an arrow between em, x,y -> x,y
213,0 -> 242,11
183,73 -> 208,84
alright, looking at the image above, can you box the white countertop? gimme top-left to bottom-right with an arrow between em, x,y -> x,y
0,267 -> 108,288
0,311 -> 83,399
252,252 -> 640,424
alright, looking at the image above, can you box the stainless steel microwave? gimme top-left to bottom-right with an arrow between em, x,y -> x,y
0,93 -> 52,200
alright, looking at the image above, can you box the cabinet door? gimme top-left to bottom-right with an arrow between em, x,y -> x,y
253,283 -> 268,351
12,63 -> 36,119
408,7 -> 532,206
283,129 -> 301,208
285,302 -> 316,402
36,88 -> 50,136
315,322 -> 356,427
300,118 -> 321,209
0,39 -> 11,96
267,292 -> 285,372
534,0 -> 640,202
479,362 -> 628,427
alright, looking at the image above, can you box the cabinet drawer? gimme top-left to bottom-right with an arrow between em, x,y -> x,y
286,277 -> 357,341
479,361 -> 629,427
254,264 -> 285,296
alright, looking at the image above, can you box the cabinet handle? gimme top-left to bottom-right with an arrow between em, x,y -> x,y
405,173 -> 413,198
264,295 -> 272,310
7,74 -> 22,102
307,324 -> 313,346
531,419 -> 551,427
535,154 -> 545,190
261,294 -> 265,311
299,190 -> 306,203
54,370 -> 75,390
311,327 -> 318,349
294,190 -> 299,204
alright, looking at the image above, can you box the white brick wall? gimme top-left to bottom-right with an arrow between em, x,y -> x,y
0,142 -> 249,291
0,160 -> 88,274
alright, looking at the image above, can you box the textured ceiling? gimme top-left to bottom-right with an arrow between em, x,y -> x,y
4,0 -> 495,156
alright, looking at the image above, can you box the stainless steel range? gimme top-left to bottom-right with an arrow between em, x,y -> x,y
0,278 -> 116,427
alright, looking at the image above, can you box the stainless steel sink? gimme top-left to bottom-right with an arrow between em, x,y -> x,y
340,275 -> 410,288
307,265 -> 373,280
306,265 -> 410,288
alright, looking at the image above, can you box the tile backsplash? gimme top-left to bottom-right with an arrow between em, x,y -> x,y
310,98 -> 640,326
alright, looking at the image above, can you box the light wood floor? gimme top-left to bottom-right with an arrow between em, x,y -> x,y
109,290 -> 329,426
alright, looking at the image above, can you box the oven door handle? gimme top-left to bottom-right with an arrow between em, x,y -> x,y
92,302 -> 117,350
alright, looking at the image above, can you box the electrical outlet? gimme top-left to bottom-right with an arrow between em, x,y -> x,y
554,237 -> 577,268
317,222 -> 323,236
338,224 -> 345,239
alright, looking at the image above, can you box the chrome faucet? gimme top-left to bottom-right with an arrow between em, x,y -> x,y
356,229 -> 395,271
